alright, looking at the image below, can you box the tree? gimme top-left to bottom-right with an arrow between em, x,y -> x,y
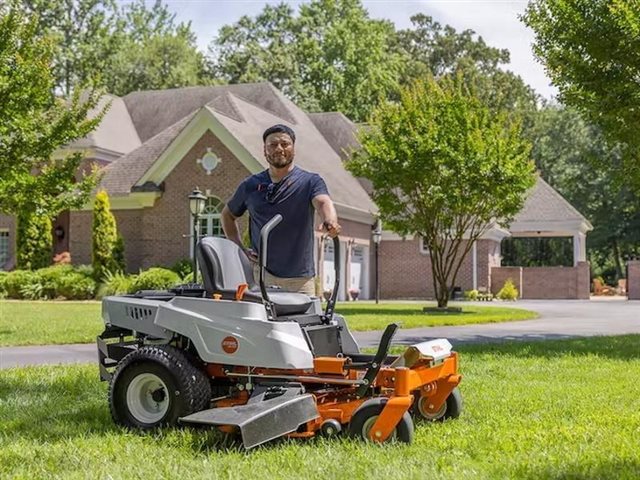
16,211 -> 53,270
210,0 -> 404,122
0,5 -> 102,219
527,104 -> 640,281
523,0 -> 640,191
92,190 -> 119,280
21,0 -> 207,96
348,77 -> 536,307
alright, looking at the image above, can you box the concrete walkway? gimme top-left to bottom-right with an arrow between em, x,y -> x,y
1,298 -> 638,369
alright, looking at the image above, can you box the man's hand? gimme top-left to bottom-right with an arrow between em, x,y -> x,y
318,220 -> 341,238
244,248 -> 259,263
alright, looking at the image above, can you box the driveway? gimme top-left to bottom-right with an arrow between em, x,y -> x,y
1,298 -> 637,369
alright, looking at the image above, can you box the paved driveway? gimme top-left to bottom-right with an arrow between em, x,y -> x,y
1,298 -> 637,368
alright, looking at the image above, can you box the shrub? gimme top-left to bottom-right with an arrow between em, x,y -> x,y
57,273 -> 96,299
92,190 -> 119,280
171,258 -> 193,280
0,271 -> 8,298
17,211 -> 53,270
131,268 -> 180,292
98,270 -> 137,297
112,234 -> 126,273
37,264 -> 75,298
464,289 -> 479,301
497,279 -> 519,301
74,264 -> 94,278
3,270 -> 42,299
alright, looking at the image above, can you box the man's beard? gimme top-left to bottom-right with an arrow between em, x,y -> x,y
267,153 -> 294,168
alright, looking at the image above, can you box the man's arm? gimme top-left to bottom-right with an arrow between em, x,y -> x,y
221,206 -> 258,262
312,194 -> 341,237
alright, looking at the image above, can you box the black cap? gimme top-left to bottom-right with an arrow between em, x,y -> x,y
263,124 -> 296,144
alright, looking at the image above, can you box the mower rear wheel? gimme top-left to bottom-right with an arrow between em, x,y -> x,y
348,398 -> 414,444
414,387 -> 463,422
109,345 -> 211,429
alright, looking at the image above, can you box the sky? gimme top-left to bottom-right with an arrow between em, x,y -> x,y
143,0 -> 557,99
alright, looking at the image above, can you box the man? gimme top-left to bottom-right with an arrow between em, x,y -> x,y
221,124 -> 341,296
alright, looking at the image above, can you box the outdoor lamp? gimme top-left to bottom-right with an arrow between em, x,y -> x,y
372,219 -> 382,304
372,223 -> 382,245
189,188 -> 207,285
189,188 -> 207,216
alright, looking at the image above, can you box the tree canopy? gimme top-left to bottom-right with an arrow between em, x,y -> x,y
523,0 -> 640,191
348,77 -> 536,307
0,5 -> 102,218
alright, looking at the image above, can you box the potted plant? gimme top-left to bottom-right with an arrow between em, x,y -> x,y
349,288 -> 360,301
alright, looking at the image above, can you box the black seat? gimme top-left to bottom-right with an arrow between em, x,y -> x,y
196,237 -> 314,316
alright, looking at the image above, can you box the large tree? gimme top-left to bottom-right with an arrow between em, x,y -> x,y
523,0 -> 640,191
210,0 -> 404,122
0,6 -> 102,218
21,0 -> 207,96
348,77 -> 536,307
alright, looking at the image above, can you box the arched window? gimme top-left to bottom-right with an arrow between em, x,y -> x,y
197,197 -> 224,238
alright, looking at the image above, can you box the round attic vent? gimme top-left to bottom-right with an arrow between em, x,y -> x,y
197,148 -> 220,175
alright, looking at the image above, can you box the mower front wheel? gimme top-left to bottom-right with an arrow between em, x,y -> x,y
414,387 -> 463,422
109,345 -> 211,429
348,398 -> 414,444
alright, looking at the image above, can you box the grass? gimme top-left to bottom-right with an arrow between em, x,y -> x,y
2,335 -> 640,479
335,302 -> 537,331
0,300 -> 537,347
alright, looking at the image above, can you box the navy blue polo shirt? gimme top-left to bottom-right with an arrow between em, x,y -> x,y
227,166 -> 329,278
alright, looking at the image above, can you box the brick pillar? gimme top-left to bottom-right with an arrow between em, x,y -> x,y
576,261 -> 590,299
628,261 -> 640,300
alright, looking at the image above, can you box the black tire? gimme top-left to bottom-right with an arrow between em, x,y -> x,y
109,345 -> 211,429
348,398 -> 414,443
414,387 -> 463,422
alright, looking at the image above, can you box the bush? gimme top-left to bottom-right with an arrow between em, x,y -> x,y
131,268 -> 180,292
98,270 -> 137,297
0,271 -> 7,298
3,270 -> 42,299
464,289 -> 479,301
38,265 -> 75,298
57,273 -> 96,300
497,279 -> 519,301
74,265 -> 94,278
92,190 -> 120,280
171,258 -> 193,280
17,211 -> 53,270
112,234 -> 126,273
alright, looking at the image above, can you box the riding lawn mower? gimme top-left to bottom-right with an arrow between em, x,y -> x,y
97,215 -> 463,449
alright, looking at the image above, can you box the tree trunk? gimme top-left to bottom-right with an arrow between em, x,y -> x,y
612,239 -> 623,280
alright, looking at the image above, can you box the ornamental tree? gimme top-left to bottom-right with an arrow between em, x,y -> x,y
348,77 -> 536,307
92,190 -> 120,280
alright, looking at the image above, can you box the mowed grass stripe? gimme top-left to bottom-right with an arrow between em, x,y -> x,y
0,300 -> 537,346
1,335 -> 639,479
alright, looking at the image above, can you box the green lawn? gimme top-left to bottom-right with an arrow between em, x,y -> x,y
1,335 -> 639,479
0,300 -> 537,347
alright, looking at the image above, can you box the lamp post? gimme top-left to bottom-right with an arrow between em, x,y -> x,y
372,219 -> 382,304
189,188 -> 207,284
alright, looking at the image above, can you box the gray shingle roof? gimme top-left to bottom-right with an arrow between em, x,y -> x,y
511,176 -> 592,230
99,112 -> 195,195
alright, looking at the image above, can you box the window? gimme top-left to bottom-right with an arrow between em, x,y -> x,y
0,231 -> 9,270
420,236 -> 430,255
197,197 -> 224,238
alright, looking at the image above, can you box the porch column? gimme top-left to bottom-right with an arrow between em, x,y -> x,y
472,241 -> 478,290
573,232 -> 587,266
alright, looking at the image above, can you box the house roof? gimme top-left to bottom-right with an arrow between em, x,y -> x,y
510,176 -> 593,234
95,83 -> 376,217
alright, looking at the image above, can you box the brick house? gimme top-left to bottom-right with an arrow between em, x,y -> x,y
0,82 -> 594,299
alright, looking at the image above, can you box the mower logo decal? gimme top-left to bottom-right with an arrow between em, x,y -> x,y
222,336 -> 239,354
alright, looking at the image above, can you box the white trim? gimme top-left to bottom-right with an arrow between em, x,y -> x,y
137,106 -> 262,187
80,192 -> 161,211
480,226 -> 511,242
509,219 -> 592,234
334,202 -> 376,224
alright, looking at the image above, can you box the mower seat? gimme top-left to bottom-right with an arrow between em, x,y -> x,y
196,237 -> 314,316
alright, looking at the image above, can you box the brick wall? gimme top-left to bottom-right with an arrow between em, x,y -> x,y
378,237 -> 498,299
628,261 -> 640,300
491,262 -> 590,299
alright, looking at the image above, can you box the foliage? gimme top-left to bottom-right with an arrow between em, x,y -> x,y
98,270 -> 136,298
463,289 -> 479,301
112,235 -> 126,273
16,211 -> 53,270
210,0 -> 404,122
0,271 -> 7,298
170,258 -> 193,280
131,267 -> 180,292
2,270 -> 42,299
348,77 -> 536,307
21,0 -> 208,96
1,265 -> 95,299
497,279 -> 519,301
527,104 -> 640,281
501,237 -> 574,267
92,190 -> 119,281
0,6 -> 102,220
523,0 -> 640,191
